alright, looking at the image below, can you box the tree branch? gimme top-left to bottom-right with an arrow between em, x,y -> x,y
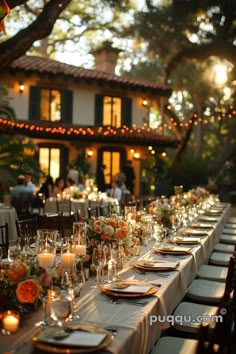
164,40 -> 236,81
0,0 -> 72,72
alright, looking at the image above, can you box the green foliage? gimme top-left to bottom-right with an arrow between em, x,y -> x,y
168,155 -> 209,191
0,134 -> 41,192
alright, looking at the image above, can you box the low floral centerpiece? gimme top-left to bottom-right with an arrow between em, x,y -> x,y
149,198 -> 176,228
85,214 -> 128,244
0,254 -> 60,313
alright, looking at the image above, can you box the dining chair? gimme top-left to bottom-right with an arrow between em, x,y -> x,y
87,206 -> 99,218
171,255 -> 236,335
99,205 -> 111,217
16,216 -> 38,247
37,213 -> 64,237
0,222 -> 9,258
56,199 -> 72,216
11,192 -> 33,220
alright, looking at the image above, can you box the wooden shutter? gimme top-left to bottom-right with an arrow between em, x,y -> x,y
61,90 -> 73,123
29,86 -> 40,121
95,94 -> 104,126
121,97 -> 132,127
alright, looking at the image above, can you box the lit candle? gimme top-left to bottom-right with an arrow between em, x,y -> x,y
2,311 -> 19,333
37,252 -> 56,268
61,252 -> 76,268
74,244 -> 87,256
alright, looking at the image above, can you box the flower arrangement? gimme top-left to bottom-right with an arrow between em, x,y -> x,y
149,198 -> 175,228
0,254 -> 60,313
85,214 -> 128,244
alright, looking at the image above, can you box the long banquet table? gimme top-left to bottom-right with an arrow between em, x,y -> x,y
1,203 -> 231,354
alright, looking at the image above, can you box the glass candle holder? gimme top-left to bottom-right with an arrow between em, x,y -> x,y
72,222 -> 87,257
2,310 -> 20,335
36,229 -> 58,269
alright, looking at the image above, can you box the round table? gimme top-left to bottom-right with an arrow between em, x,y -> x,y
0,204 -> 18,243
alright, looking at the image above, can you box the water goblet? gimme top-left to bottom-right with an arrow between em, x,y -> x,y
50,290 -> 73,326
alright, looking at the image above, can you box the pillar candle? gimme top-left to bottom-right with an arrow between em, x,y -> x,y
61,252 -> 76,268
37,252 -> 56,268
74,244 -> 87,256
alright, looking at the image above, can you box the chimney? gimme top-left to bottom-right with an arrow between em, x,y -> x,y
91,41 -> 122,74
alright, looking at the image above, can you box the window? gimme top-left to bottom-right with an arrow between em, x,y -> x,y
39,147 -> 60,181
40,89 -> 61,122
103,96 -> 121,127
95,94 -> 132,128
103,151 -> 121,185
29,86 -> 73,123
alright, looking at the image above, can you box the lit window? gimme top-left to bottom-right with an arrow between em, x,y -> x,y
39,147 -> 60,181
103,151 -> 120,185
40,89 -> 61,122
103,96 -> 121,127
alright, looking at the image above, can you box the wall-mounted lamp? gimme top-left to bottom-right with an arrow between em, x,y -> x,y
87,149 -> 93,158
133,152 -> 140,159
142,98 -> 150,107
19,82 -> 24,94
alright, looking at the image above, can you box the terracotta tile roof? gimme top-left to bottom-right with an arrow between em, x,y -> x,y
0,118 -> 179,148
8,55 -> 172,96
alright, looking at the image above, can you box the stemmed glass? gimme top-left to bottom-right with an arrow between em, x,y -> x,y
91,246 -> 105,288
68,266 -> 85,320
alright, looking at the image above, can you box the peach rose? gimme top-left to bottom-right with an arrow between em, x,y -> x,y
101,232 -> 111,241
114,228 -> 127,240
7,262 -> 28,282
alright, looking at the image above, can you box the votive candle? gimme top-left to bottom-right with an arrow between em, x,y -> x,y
2,311 -> 19,333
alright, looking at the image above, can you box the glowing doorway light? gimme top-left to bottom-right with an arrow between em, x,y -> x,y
213,64 -> 228,86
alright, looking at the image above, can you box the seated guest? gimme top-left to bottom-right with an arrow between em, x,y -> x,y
51,177 -> 65,198
24,171 -> 36,195
63,177 -> 80,197
11,175 -> 32,199
108,180 -> 123,202
37,175 -> 54,199
11,175 -> 33,217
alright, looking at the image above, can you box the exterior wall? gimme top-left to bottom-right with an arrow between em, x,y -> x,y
3,72 -> 156,126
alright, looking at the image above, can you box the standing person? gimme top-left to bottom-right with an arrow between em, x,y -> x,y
66,163 -> 79,186
123,160 -> 135,195
96,164 -> 106,192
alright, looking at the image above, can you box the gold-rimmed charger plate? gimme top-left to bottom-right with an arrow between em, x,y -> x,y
133,260 -> 179,271
100,280 -> 158,298
190,223 -> 213,229
32,323 -> 113,353
153,246 -> 192,255
181,229 -> 208,236
170,237 -> 201,245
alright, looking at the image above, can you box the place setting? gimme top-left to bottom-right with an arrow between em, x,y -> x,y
180,228 -> 209,236
152,245 -> 193,256
132,259 -> 179,272
100,279 -> 159,298
32,322 -> 113,353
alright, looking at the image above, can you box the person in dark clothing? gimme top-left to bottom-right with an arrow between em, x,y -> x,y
38,175 -> 54,199
96,164 -> 106,192
123,160 -> 135,195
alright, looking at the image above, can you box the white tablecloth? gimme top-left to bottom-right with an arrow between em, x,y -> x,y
0,203 -> 231,354
0,205 -> 18,243
44,197 -> 119,217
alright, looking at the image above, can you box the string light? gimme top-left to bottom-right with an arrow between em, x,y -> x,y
0,106 -> 235,138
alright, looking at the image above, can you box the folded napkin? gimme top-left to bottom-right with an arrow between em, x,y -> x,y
190,223 -> 213,229
136,260 -> 179,269
172,237 -> 201,244
154,246 -> 192,255
37,327 -> 107,347
109,283 -> 152,294
182,229 -> 208,236
198,216 -> 217,222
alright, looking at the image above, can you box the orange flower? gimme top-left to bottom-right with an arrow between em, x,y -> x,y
7,262 -> 28,282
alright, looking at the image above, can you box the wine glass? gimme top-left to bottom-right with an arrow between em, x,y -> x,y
50,290 -> 73,326
91,246 -> 105,288
8,240 -> 21,262
68,268 -> 85,320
